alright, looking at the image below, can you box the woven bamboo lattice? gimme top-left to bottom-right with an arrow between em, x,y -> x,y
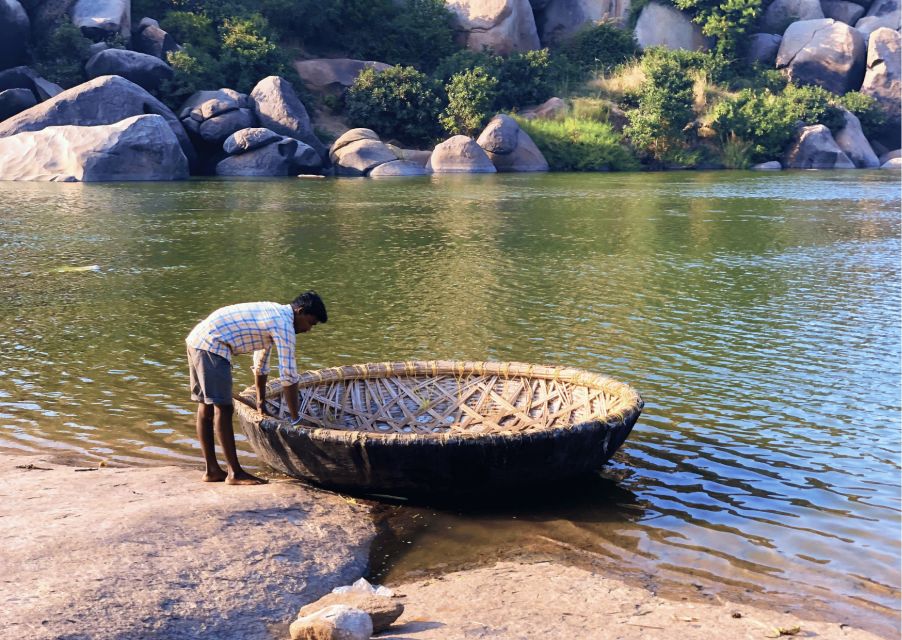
258,360 -> 641,436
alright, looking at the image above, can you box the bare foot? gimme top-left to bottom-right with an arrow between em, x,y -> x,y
226,470 -> 267,485
202,469 -> 227,482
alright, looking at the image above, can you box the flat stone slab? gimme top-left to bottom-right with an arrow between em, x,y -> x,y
0,453 -> 374,640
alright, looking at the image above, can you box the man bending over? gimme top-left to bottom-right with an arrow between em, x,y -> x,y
186,291 -> 327,485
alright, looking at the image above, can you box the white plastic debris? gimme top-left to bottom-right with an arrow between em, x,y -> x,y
332,577 -> 394,597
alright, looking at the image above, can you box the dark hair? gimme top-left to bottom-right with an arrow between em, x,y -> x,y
291,290 -> 327,323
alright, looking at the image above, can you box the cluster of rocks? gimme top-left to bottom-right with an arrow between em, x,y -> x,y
328,114 -> 549,178
288,578 -> 405,640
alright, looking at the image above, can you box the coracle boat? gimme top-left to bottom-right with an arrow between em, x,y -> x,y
235,360 -> 643,496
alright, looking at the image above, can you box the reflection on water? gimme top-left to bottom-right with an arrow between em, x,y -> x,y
0,172 -> 899,637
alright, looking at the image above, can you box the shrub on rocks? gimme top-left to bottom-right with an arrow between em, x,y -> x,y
557,22 -> 639,78
439,67 -> 498,137
29,23 -> 93,89
346,65 -> 442,146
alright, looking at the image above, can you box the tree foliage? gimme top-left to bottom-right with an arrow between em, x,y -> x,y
439,67 -> 498,137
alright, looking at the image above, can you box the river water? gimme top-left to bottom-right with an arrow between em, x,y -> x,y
0,172 -> 899,636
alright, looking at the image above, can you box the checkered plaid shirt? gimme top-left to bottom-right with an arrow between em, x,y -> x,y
186,302 -> 299,385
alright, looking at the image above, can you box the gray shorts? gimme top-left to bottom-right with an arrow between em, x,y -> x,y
187,347 -> 233,405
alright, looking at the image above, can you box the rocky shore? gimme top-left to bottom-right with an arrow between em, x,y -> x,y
0,451 -> 891,640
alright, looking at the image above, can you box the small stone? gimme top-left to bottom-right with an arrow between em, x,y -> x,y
289,604 -> 372,640
297,592 -> 404,633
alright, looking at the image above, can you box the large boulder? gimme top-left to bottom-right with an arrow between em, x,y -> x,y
0,66 -> 63,101
0,75 -> 195,165
71,0 -> 130,39
133,20 -> 180,59
368,159 -> 429,177
746,33 -> 783,65
427,135 -> 497,173
834,108 -> 880,166
223,127 -> 282,155
197,108 -> 256,145
476,113 -> 549,172
776,19 -> 866,94
0,0 -> 29,70
531,0 -> 631,46
85,49 -> 174,92
634,2 -> 711,51
855,0 -> 901,39
294,58 -> 391,97
783,124 -> 856,168
215,136 -> 299,176
0,114 -> 188,181
0,87 -> 36,120
329,128 -> 398,176
446,0 -> 541,55
761,0 -> 825,33
821,0 -> 867,23
250,75 -> 327,162
859,28 -> 901,147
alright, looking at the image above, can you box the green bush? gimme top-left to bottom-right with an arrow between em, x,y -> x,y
433,48 -> 560,112
558,22 -> 639,77
439,67 -> 498,137
673,0 -> 764,61
624,50 -> 696,162
29,23 -> 93,89
516,117 -> 639,171
709,83 -> 844,161
218,14 -> 291,92
838,91 -> 887,140
346,66 -> 443,145
719,133 -> 753,169
160,11 -> 219,52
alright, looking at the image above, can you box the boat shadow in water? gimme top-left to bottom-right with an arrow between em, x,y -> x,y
365,468 -> 646,585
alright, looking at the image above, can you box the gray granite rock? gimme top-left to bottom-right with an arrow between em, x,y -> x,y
0,0 -> 29,70
878,148 -> 900,163
368,159 -> 429,176
834,108 -> 880,167
0,453 -> 373,640
0,75 -> 194,165
855,0 -> 901,38
296,592 -> 404,634
216,137 -> 299,176
746,33 -> 783,65
0,66 -> 62,101
331,138 -> 397,176
198,107 -> 256,145
519,96 -> 567,120
427,135 -> 497,173
0,114 -> 188,181
133,22 -> 180,60
179,88 -> 249,119
223,127 -> 282,154
751,160 -> 783,170
476,114 -> 549,172
532,0 -> 631,45
880,156 -> 901,168
289,604 -> 373,640
85,49 -> 173,92
294,58 -> 391,96
635,2 -> 711,51
447,0 -> 541,55
860,27 -> 901,146
330,127 -> 381,154
71,0 -> 130,39
250,75 -> 327,162
776,19 -> 866,94
761,0 -> 825,33
822,0 -> 867,23
784,123 -> 856,168
0,87 -> 35,120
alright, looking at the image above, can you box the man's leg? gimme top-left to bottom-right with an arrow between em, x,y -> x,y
196,403 -> 226,482
213,403 -> 266,485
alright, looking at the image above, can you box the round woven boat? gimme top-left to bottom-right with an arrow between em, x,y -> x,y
235,360 -> 644,496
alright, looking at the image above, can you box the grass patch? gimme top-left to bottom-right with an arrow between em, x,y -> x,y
516,116 -> 639,171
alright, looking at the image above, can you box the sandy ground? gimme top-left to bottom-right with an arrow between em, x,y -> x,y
1,452 -> 893,640
381,562 -> 889,640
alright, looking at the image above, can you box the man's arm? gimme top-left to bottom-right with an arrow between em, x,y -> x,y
283,382 -> 300,422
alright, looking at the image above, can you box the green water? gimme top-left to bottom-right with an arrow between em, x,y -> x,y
1,172 -> 899,636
